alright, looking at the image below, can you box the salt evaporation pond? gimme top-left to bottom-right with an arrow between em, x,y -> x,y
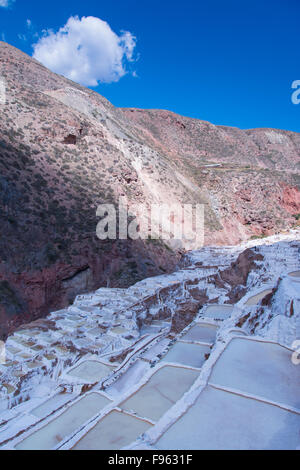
140,338 -> 170,361
16,393 -> 111,450
140,324 -> 163,335
202,305 -> 234,320
110,326 -> 129,335
106,360 -> 148,397
31,393 -> 76,419
120,365 -> 199,421
209,338 -> 300,409
156,386 -> 300,450
245,289 -> 273,306
289,271 -> 300,277
72,411 -> 151,450
162,342 -> 210,368
181,323 -> 218,344
66,360 -> 114,383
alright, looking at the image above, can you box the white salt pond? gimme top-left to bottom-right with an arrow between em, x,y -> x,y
162,342 -> 210,368
140,338 -> 170,361
6,346 -> 21,355
85,327 -> 105,339
16,352 -> 31,360
156,386 -> 300,450
72,411 -> 152,450
106,360 -> 149,397
289,271 -> 300,277
120,366 -> 199,421
26,361 -> 44,370
245,289 -> 273,306
66,360 -> 114,383
202,305 -> 234,320
31,393 -> 76,419
34,333 -> 54,345
110,327 -> 129,336
15,329 -> 39,338
140,324 -> 163,335
51,345 -> 70,356
16,393 -> 111,450
208,338 -> 300,409
181,323 -> 218,344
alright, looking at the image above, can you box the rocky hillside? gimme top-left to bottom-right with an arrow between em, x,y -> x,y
121,108 -> 300,243
0,41 -> 299,338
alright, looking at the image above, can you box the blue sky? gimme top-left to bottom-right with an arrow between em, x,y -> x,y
0,0 -> 300,132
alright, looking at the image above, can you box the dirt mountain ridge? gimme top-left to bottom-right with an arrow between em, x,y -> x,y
0,41 -> 299,338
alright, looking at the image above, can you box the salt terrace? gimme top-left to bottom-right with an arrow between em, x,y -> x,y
0,231 -> 299,450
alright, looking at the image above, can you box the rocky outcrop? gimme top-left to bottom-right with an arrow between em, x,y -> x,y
170,297 -> 208,334
212,248 -> 264,304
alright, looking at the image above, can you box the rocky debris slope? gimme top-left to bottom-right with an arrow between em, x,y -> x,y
0,41 -> 300,338
0,231 -> 299,449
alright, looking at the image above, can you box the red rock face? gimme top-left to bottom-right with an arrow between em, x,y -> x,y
0,42 -> 299,337
280,184 -> 300,213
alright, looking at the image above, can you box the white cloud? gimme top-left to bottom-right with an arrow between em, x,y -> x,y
32,15 -> 137,86
0,0 -> 15,8
17,19 -> 33,42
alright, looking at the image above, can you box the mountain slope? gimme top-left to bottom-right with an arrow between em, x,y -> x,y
0,41 -> 299,338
